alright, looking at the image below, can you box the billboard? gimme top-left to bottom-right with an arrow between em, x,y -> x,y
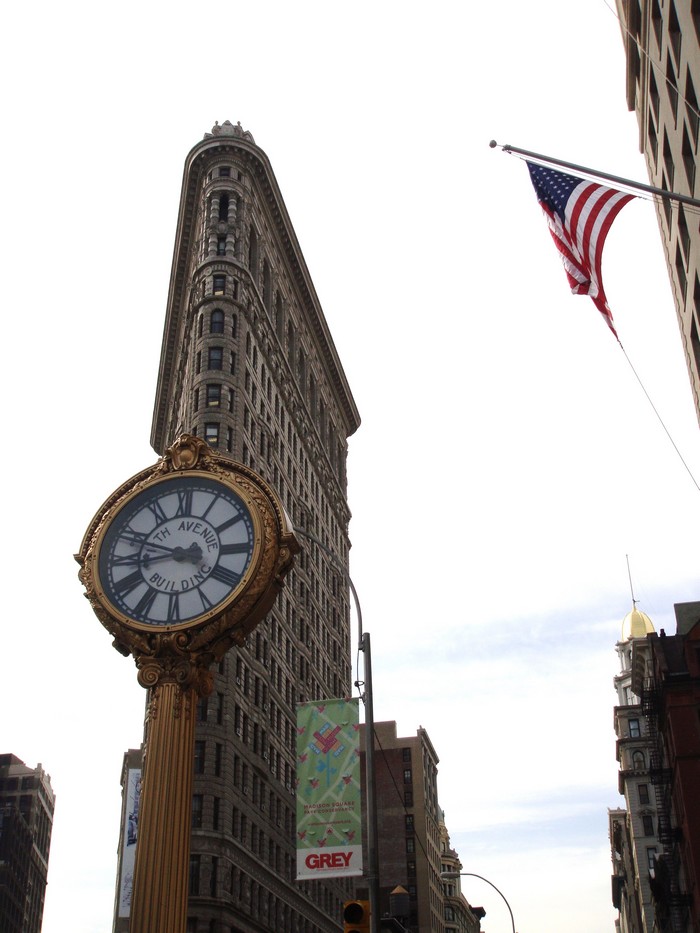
117,766 -> 141,918
296,697 -> 362,879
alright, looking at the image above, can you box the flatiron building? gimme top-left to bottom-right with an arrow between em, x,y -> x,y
139,120 -> 360,933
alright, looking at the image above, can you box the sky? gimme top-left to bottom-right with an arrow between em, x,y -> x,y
1,2 -> 699,932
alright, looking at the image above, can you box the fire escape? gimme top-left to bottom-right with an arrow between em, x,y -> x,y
641,678 -> 688,933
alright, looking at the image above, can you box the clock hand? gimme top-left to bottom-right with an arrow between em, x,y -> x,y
142,543 -> 204,568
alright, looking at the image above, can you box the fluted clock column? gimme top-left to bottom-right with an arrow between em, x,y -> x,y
76,435 -> 299,933
130,675 -> 204,933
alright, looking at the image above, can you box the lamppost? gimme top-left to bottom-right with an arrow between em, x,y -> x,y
440,871 -> 516,933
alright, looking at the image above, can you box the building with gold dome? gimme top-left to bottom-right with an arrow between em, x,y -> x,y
610,601 -> 700,933
610,605 -> 661,933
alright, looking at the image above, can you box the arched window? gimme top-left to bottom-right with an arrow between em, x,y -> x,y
632,750 -> 646,771
210,309 -> 224,333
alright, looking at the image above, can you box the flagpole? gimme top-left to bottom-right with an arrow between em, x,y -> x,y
490,140 -> 700,209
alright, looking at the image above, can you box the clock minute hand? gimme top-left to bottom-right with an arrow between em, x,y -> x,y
142,543 -> 203,568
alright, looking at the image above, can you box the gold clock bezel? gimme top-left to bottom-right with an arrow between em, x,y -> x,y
90,469 -> 263,633
76,436 -> 299,674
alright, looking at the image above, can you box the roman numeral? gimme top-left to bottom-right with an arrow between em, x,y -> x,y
134,587 -> 158,618
114,571 -> 144,596
167,593 -> 181,623
175,489 -> 193,517
121,528 -> 148,547
198,589 -> 214,611
210,565 -> 241,588
219,542 -> 251,555
146,499 -> 168,523
111,553 -> 143,567
215,513 -> 244,534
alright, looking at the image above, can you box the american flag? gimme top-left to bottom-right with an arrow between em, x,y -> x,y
527,161 -> 634,337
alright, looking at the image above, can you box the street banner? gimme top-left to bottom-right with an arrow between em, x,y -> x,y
296,697 -> 362,879
117,766 -> 141,917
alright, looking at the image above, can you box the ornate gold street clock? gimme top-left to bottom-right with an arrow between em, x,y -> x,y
77,434 -> 298,689
75,435 -> 299,933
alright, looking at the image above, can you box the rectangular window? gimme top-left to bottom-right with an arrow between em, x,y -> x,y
647,847 -> 657,871
682,127 -> 696,189
197,698 -> 208,722
213,274 -> 226,296
403,769 -> 412,784
215,743 -> 222,777
639,784 -> 650,804
208,347 -> 223,370
219,166 -> 231,178
669,1 -> 681,65
210,856 -> 218,897
643,814 -> 654,835
205,423 -> 219,447
189,855 -> 201,896
629,719 -> 641,738
192,794 -> 203,828
194,740 -> 205,774
217,236 -> 226,256
213,797 -> 220,831
206,384 -> 221,407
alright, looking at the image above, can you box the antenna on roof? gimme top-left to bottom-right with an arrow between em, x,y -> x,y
626,554 -> 638,608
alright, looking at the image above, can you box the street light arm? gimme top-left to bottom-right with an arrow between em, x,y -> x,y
441,871 -> 516,933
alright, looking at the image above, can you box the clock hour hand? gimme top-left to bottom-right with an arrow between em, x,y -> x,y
142,543 -> 203,567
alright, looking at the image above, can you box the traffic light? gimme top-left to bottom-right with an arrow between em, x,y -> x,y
343,899 -> 370,933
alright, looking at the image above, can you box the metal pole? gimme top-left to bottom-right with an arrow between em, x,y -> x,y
442,871 -> 516,933
490,139 -> 700,208
361,632 -> 380,933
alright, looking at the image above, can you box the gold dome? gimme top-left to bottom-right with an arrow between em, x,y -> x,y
621,606 -> 655,640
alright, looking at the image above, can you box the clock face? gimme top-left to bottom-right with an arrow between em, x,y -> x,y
96,474 -> 256,627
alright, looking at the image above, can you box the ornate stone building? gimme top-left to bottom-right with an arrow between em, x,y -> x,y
615,0 -> 700,424
610,602 -> 700,933
0,754 -> 55,933
139,120 -> 360,932
610,606 -> 661,933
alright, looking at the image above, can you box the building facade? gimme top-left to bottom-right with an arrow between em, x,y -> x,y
144,120 -> 361,932
438,817 -> 484,933
610,606 -> 662,933
0,754 -> 55,933
358,722 -> 475,933
635,602 -> 700,932
615,0 -> 700,424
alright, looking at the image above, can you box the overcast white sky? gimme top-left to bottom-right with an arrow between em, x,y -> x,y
2,2 -> 699,932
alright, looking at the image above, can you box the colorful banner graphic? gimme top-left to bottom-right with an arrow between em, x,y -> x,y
296,697 -> 362,879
